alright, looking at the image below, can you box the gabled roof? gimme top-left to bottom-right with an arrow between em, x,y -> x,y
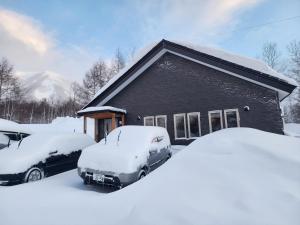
83,39 -> 297,109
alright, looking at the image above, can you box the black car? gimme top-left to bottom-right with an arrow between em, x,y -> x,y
0,133 -> 95,185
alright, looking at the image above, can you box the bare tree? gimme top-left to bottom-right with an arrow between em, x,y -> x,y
110,48 -> 125,77
0,58 -> 14,101
83,59 -> 109,100
285,40 -> 300,123
262,42 -> 281,69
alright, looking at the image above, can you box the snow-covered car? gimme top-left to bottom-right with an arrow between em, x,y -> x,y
0,133 -> 9,150
0,133 -> 95,185
78,126 -> 171,188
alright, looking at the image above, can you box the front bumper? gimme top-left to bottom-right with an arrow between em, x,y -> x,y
0,173 -> 24,186
78,168 -> 138,188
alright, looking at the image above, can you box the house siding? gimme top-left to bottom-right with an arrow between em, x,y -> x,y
100,52 -> 283,145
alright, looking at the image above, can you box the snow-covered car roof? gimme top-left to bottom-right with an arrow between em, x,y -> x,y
0,133 -> 95,174
78,126 -> 170,173
0,133 -> 9,144
0,118 -> 31,134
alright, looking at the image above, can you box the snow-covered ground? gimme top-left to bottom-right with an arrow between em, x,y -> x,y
284,123 -> 300,137
1,128 -> 300,225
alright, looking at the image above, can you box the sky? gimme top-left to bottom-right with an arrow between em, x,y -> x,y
0,0 -> 299,82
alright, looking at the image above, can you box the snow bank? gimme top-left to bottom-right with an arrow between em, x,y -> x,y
1,128 -> 300,225
78,126 -> 170,173
0,133 -> 95,174
284,123 -> 300,137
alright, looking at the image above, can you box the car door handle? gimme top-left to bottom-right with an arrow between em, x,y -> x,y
49,150 -> 58,155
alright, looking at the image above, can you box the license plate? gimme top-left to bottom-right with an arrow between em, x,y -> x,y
93,174 -> 104,182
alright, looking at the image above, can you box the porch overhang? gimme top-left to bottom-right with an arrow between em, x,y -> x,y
77,106 -> 126,142
77,106 -> 126,117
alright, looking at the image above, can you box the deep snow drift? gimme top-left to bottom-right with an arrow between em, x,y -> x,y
284,123 -> 300,137
0,128 -> 300,225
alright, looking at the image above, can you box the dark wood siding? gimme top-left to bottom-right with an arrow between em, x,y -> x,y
103,53 -> 283,145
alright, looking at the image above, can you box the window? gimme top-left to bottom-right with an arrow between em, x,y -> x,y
156,115 -> 167,128
208,110 -> 223,133
144,116 -> 154,126
174,113 -> 187,139
187,112 -> 201,138
224,109 -> 240,128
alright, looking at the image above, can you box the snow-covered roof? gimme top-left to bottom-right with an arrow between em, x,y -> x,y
77,106 -> 126,115
85,40 -> 297,108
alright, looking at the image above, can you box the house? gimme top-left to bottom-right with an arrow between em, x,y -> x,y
77,40 -> 297,145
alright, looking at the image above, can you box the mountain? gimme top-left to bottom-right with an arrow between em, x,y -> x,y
16,71 -> 72,101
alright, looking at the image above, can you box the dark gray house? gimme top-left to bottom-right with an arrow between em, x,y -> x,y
78,40 -> 297,145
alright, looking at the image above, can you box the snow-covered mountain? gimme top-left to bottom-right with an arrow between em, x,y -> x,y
16,71 -> 72,101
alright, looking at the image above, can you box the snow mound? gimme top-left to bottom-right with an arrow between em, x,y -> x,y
284,123 -> 300,137
1,128 -> 300,225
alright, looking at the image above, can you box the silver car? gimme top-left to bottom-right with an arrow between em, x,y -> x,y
77,126 -> 171,188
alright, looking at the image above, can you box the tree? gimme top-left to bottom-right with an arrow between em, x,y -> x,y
83,59 -> 109,100
285,40 -> 300,123
0,58 -> 14,101
109,48 -> 125,77
261,42 -> 281,70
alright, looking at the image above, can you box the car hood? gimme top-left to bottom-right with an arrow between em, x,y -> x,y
78,144 -> 149,174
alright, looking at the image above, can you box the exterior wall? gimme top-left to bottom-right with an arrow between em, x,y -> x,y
103,52 -> 283,145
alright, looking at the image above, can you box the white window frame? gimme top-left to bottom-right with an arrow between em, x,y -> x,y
224,109 -> 240,128
208,110 -> 223,133
187,112 -> 201,139
173,113 -> 187,140
155,115 -> 167,128
144,116 -> 154,126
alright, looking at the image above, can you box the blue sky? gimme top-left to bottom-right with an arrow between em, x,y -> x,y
0,0 -> 299,81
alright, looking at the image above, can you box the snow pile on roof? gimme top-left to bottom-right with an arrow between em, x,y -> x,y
0,118 -> 31,134
78,106 -> 126,114
87,40 -> 297,107
78,126 -> 170,173
284,123 -> 300,137
0,133 -> 95,174
1,128 -> 300,225
175,41 -> 297,86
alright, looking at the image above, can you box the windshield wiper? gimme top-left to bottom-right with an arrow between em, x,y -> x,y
18,137 -> 23,149
117,130 -> 121,146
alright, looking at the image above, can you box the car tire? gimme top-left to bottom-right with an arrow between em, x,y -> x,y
138,170 -> 146,180
25,167 -> 44,183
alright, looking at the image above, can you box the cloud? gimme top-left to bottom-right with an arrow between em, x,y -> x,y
0,8 -> 98,82
133,0 -> 263,44
0,8 -> 54,54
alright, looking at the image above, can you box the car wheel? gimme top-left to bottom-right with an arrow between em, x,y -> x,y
138,170 -> 146,180
25,167 -> 44,183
